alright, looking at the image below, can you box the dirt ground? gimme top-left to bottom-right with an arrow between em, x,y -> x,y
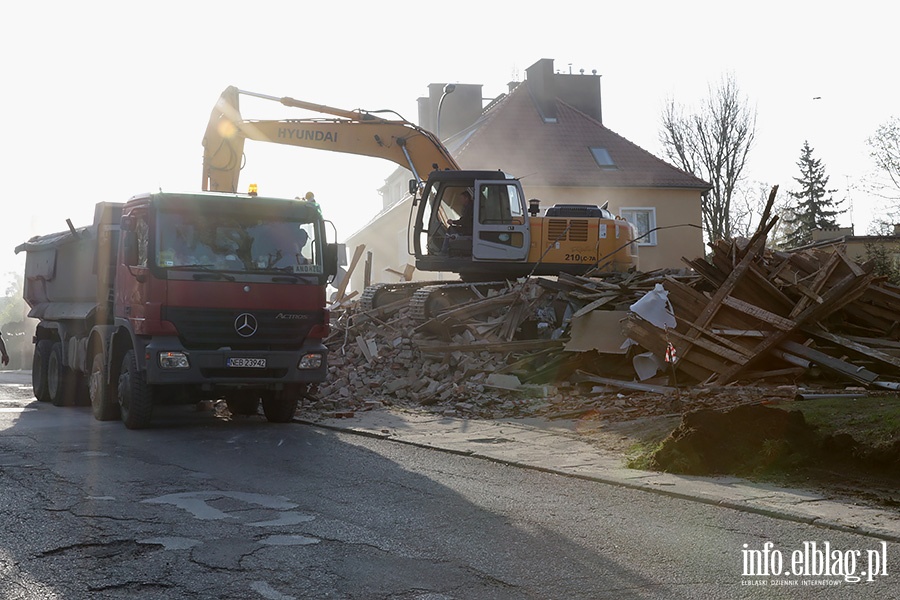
568,400 -> 900,511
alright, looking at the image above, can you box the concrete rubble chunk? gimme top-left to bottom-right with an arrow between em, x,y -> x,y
485,374 -> 522,390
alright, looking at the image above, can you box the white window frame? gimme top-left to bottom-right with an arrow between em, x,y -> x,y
620,207 -> 657,246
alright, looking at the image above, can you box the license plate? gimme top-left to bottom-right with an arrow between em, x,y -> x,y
226,357 -> 267,368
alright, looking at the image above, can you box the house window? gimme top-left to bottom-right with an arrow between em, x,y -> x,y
621,207 -> 657,246
590,147 -> 617,169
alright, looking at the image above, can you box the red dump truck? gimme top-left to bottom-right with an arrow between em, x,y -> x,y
15,191 -> 337,429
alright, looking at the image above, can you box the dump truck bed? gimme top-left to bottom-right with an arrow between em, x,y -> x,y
14,202 -> 122,322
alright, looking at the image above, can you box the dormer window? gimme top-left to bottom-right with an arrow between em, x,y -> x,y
590,147 -> 617,169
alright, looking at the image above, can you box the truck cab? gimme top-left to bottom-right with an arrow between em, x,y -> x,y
19,191 -> 339,429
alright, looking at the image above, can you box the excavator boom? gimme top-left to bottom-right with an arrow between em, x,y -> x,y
200,85 -> 638,303
202,86 -> 459,193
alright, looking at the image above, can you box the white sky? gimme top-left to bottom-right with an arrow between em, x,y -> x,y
1,1 -> 895,280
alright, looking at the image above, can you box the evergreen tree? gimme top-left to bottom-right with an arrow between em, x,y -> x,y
783,141 -> 844,247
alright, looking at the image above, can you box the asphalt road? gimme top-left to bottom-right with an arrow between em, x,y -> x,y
0,370 -> 895,599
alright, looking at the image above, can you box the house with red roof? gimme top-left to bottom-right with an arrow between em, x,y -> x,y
342,58 -> 709,294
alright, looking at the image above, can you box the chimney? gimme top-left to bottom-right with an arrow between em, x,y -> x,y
524,58 -> 603,123
417,83 -> 483,140
526,58 -> 557,122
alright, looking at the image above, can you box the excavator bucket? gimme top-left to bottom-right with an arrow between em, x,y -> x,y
202,86 -> 246,193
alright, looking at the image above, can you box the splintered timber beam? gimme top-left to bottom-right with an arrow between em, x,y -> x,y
720,296 -> 796,331
716,269 -> 877,384
802,326 -> 900,373
789,251 -> 841,318
335,243 -> 366,302
675,222 -> 775,370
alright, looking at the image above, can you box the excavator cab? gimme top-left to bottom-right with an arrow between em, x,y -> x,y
413,170 -> 531,280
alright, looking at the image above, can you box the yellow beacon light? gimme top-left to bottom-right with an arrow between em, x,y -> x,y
248,183 -> 258,196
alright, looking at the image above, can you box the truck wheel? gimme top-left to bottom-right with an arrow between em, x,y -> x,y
261,388 -> 299,423
72,374 -> 92,407
31,340 -> 53,402
225,391 -> 260,416
117,349 -> 153,430
49,342 -> 87,407
48,342 -> 69,407
89,351 -> 119,421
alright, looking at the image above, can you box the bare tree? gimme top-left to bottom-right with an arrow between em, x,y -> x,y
730,181 -> 793,247
660,75 -> 756,243
865,116 -> 900,231
867,117 -> 900,194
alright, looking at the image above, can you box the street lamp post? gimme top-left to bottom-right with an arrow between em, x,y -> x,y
437,83 -> 456,140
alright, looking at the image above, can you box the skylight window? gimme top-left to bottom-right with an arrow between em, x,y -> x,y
590,147 -> 617,169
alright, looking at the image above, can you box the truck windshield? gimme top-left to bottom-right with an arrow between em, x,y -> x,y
155,211 -> 322,275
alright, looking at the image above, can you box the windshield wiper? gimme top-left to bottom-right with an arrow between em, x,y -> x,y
193,272 -> 236,282
167,264 -> 236,281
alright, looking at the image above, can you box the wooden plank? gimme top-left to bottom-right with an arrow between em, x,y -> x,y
744,262 -> 796,312
677,233 -> 768,364
350,296 -> 410,324
572,295 -> 618,318
789,250 -> 840,318
839,302 -> 899,332
802,327 -> 900,372
622,318 -> 717,382
716,270 -> 876,384
841,335 -> 900,350
837,247 -> 866,277
334,243 -> 365,302
741,367 -> 807,381
721,296 -> 796,331
666,325 -> 751,364
861,282 -> 900,308
847,300 -> 900,323
425,292 -> 520,326
416,338 -> 565,354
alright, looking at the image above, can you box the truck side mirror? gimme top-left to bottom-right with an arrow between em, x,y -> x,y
408,179 -> 418,195
323,242 -> 339,279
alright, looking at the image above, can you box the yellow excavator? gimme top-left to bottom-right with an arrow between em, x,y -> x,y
202,86 -> 638,314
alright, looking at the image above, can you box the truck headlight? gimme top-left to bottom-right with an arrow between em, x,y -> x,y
159,352 -> 190,369
298,353 -> 323,370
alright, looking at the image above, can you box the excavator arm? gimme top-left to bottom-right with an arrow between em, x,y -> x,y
202,86 -> 460,193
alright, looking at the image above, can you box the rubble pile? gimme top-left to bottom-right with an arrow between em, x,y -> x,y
306,268 -> 786,422
626,220 -> 900,391
307,193 -> 900,423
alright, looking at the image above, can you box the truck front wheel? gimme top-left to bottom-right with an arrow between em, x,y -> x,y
32,340 -> 53,402
261,387 -> 300,423
118,349 -> 153,430
89,351 -> 119,421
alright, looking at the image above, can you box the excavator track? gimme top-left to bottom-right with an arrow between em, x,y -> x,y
357,281 -> 440,313
357,280 -> 518,323
409,281 -> 516,322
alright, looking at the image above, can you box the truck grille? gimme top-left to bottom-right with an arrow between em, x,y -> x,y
162,307 -> 318,350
